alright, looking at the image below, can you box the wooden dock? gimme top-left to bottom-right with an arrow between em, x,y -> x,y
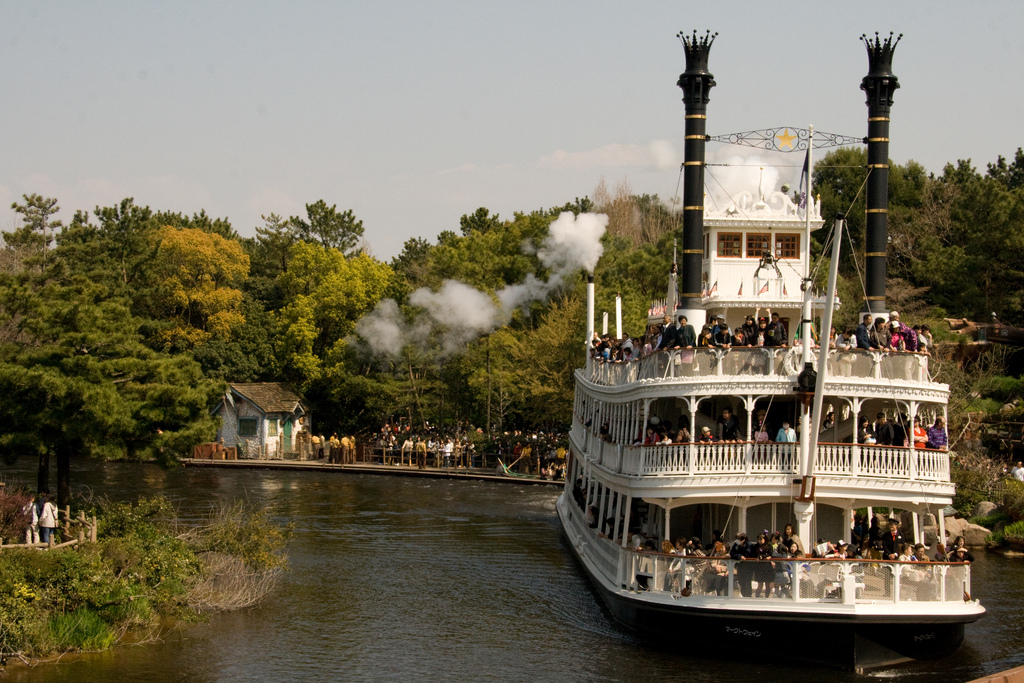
181,458 -> 564,486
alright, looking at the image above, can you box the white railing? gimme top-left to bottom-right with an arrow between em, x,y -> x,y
587,348 -> 930,387
599,441 -> 947,482
623,552 -> 973,606
624,442 -> 798,477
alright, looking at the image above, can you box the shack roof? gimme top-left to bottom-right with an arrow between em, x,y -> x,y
228,382 -> 304,415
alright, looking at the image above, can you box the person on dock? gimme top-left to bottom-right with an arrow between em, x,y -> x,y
416,437 -> 427,469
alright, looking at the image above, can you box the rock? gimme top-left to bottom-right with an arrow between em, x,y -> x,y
972,501 -> 999,518
946,517 -> 992,546
963,523 -> 992,547
922,524 -> 938,546
945,517 -> 968,539
923,513 -> 936,527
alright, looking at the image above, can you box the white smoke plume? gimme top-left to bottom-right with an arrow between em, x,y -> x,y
704,148 -> 791,213
355,212 -> 608,359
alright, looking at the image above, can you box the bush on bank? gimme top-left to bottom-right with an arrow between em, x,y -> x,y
0,494 -> 288,659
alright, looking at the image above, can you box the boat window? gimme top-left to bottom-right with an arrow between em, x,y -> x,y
746,232 -> 771,259
717,232 -> 742,257
775,233 -> 800,259
703,233 -> 709,259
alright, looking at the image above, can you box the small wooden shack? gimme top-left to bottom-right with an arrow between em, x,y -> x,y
212,383 -> 308,459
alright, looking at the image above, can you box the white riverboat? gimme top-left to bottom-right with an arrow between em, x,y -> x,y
556,31 -> 984,671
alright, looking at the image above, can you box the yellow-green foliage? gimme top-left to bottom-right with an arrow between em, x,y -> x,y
151,225 -> 250,349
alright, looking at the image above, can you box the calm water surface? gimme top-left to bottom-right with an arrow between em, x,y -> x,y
1,460 -> 1022,682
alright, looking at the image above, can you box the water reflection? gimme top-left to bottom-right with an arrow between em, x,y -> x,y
0,459 -> 1020,682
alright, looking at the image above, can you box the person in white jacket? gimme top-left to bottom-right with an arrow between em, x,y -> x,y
37,493 -> 59,545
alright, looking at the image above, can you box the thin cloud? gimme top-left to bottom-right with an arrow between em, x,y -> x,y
538,140 -> 677,171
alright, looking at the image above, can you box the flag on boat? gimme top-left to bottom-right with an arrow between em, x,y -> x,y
798,147 -> 810,209
709,280 -> 718,295
738,281 -> 743,295
758,282 -> 769,295
783,282 -> 789,296
701,284 -> 708,297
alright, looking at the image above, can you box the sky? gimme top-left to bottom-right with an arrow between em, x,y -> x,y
2,1 -> 1022,260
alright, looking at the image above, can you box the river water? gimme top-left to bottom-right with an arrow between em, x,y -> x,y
1,460 -> 1022,683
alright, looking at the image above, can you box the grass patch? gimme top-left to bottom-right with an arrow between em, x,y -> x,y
48,608 -> 117,651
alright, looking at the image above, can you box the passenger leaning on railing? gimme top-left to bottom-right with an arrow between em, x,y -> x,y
698,326 -> 714,347
926,417 -> 948,450
869,317 -> 893,350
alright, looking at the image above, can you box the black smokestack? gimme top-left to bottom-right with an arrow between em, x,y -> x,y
676,30 -> 716,322
860,32 -> 901,316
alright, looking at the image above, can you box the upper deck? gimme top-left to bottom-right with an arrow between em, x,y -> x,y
584,346 -> 943,402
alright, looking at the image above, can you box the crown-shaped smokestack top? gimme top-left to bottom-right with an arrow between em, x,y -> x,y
861,31 -> 902,77
677,30 -> 717,75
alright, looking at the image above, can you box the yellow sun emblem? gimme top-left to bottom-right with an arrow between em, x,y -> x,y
775,128 -> 797,151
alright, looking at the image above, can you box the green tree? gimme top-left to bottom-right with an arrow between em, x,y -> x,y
276,244 -> 394,389
0,279 -> 219,507
459,207 -> 502,236
3,194 -> 61,271
154,208 -> 238,240
291,200 -> 365,255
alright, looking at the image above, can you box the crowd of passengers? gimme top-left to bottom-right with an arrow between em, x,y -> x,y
574,488 -> 972,593
591,308 -> 933,363
591,403 -> 947,450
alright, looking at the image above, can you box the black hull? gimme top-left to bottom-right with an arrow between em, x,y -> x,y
560,514 -> 973,671
595,582 -> 964,671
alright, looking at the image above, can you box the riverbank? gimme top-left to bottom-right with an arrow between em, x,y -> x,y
181,458 -> 564,486
0,495 -> 288,664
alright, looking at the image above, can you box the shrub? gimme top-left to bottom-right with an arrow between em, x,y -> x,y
0,488 -> 34,543
986,529 -> 1005,548
970,510 -> 1011,529
178,502 -> 289,572
1001,479 -> 1024,522
1002,519 -> 1024,550
952,465 -> 996,518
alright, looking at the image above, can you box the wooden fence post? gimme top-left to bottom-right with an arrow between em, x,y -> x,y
91,516 -> 97,543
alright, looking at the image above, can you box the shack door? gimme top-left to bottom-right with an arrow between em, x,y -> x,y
283,419 -> 292,449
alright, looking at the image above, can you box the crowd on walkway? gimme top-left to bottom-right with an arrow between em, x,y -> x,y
364,423 -> 569,479
591,308 -> 933,363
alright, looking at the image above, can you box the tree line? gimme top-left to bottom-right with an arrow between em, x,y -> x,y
3,148 -> 1023,506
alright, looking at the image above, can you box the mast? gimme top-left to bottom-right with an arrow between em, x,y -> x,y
585,274 -> 595,373
676,30 -> 717,330
797,127 -> 815,504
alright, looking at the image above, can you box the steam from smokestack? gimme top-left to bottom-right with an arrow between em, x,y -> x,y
355,211 -> 608,358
